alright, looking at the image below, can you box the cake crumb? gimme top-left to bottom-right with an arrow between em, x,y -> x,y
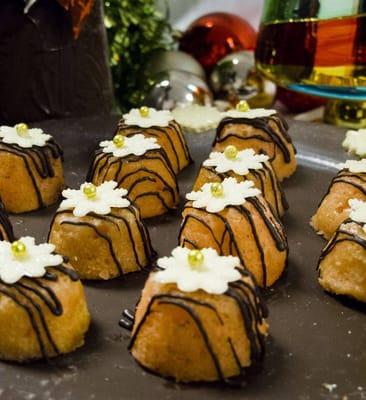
322,383 -> 337,393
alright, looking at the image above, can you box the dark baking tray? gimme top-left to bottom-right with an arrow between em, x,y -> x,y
0,116 -> 365,400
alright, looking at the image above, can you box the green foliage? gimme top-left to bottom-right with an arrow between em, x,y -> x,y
104,0 -> 175,111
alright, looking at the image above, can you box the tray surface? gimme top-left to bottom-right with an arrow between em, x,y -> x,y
0,116 -> 365,400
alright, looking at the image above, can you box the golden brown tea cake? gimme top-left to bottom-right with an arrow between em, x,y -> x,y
194,146 -> 288,218
117,107 -> 191,174
0,203 -> 14,241
86,133 -> 179,219
0,237 -> 90,362
120,247 -> 268,382
212,102 -> 297,181
48,181 -> 155,280
318,199 -> 366,302
0,123 -> 64,213
311,160 -> 366,240
179,178 -> 288,287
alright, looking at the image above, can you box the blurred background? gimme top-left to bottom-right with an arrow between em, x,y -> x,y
1,0 -> 365,127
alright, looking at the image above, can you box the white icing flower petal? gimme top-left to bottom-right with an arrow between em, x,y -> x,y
343,129 -> 366,157
0,237 -> 63,284
338,159 -> 366,173
123,108 -> 174,128
203,148 -> 269,176
100,134 -> 160,158
154,247 -> 241,294
224,108 -> 276,120
0,125 -> 52,148
59,180 -> 131,217
348,199 -> 366,225
186,177 -> 260,213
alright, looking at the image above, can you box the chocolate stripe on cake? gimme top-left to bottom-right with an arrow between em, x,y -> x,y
0,203 -> 14,241
123,268 -> 267,382
179,197 -> 288,287
214,115 -> 295,163
0,261 -> 79,359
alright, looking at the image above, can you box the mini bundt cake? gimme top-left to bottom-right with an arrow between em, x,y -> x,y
0,203 -> 14,241
0,123 -> 64,213
120,247 -> 268,382
117,107 -> 191,174
318,199 -> 366,302
194,146 -> 287,218
179,177 -> 288,287
48,181 -> 155,280
311,159 -> 366,240
0,237 -> 90,362
87,133 -> 179,219
212,101 -> 297,181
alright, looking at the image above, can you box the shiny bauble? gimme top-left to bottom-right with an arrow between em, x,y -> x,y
179,12 -> 257,73
210,51 -> 276,108
276,87 -> 326,113
144,70 -> 213,110
146,50 -> 206,80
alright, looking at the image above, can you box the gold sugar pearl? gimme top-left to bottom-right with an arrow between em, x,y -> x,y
139,106 -> 150,118
224,145 -> 238,160
15,123 -> 29,137
210,182 -> 224,198
113,134 -> 125,148
11,241 -> 27,258
236,100 -> 250,112
83,183 -> 97,199
188,249 -> 204,270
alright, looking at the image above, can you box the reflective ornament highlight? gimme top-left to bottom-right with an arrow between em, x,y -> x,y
113,134 -> 125,148
210,51 -> 276,108
15,123 -> 29,137
144,70 -> 213,110
179,12 -> 257,73
224,145 -> 239,160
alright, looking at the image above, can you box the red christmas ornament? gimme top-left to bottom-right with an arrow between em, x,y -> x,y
276,87 -> 326,113
179,12 -> 257,74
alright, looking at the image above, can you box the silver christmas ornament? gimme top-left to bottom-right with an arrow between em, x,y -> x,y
210,51 -> 275,108
146,50 -> 206,80
144,70 -> 213,110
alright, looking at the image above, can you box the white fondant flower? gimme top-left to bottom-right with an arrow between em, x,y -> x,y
224,108 -> 276,119
59,181 -> 130,217
0,237 -> 63,284
203,148 -> 269,175
123,108 -> 173,128
0,125 -> 51,148
172,105 -> 224,133
338,159 -> 366,173
348,198 -> 366,225
100,134 -> 160,158
154,247 -> 241,294
186,177 -> 260,213
343,129 -> 366,157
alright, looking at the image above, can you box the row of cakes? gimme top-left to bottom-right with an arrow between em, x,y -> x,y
0,107 -> 192,362
311,135 -> 366,303
120,101 -> 298,382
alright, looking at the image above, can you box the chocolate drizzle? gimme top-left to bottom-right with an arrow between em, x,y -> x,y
120,268 -> 268,382
86,147 -> 179,216
117,119 -> 192,173
0,260 -> 79,359
179,197 -> 288,287
0,138 -> 63,209
48,206 -> 156,276
213,114 -> 296,164
317,169 -> 366,209
318,219 -> 366,268
0,202 -> 14,241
